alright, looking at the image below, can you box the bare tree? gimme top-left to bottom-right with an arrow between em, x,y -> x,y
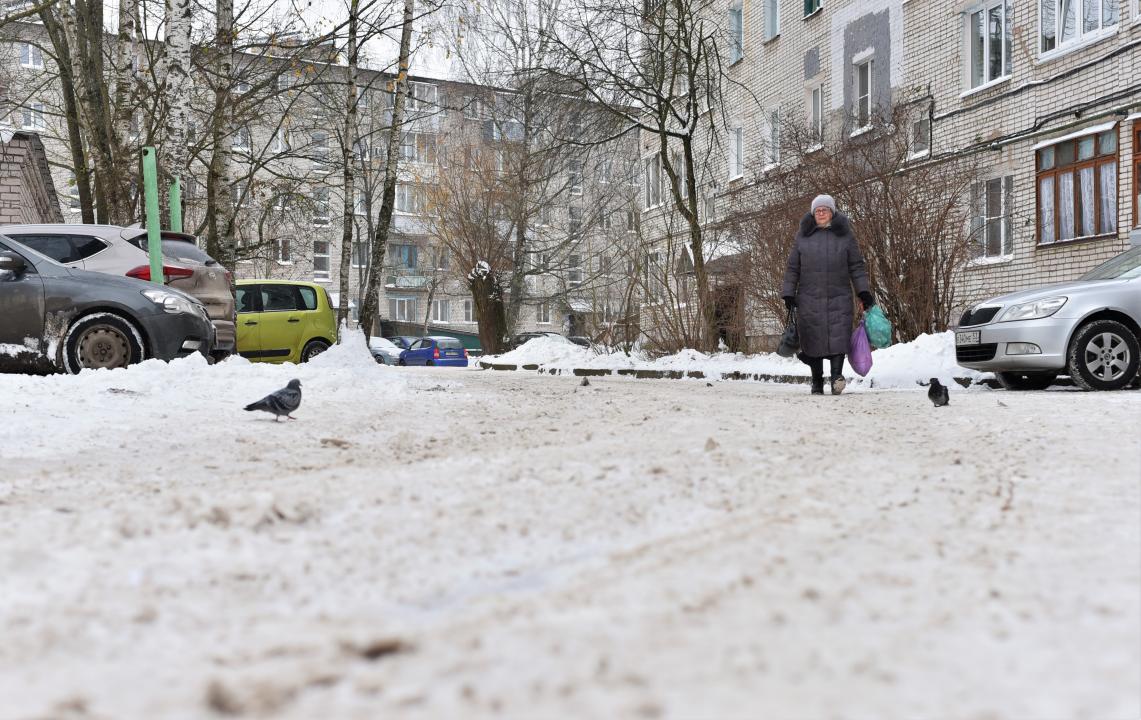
543,0 -> 740,351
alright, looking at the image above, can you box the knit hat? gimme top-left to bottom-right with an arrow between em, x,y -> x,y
810,194 -> 836,213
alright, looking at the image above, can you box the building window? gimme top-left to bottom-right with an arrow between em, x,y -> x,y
626,209 -> 638,233
804,0 -> 821,15
644,153 -> 662,208
810,84 -> 824,141
703,194 -> 716,224
1040,0 -> 1119,54
971,176 -> 1013,258
1036,127 -> 1118,244
277,236 -> 292,263
599,159 -> 613,184
537,302 -> 551,324
568,253 -> 583,286
854,59 -> 872,129
312,188 -> 330,225
968,1 -> 1012,88
19,43 -> 43,69
463,96 -> 482,119
66,172 -> 80,211
765,110 -> 780,167
911,114 -> 931,157
409,82 -> 438,111
433,248 -> 451,270
1134,123 -> 1140,228
389,297 -> 416,320
395,183 -> 427,214
727,4 -> 744,63
20,102 -> 45,130
431,299 -> 449,322
463,299 -> 474,322
538,205 -> 553,226
764,0 -> 779,40
671,150 -> 688,199
351,235 -> 368,267
569,160 -> 583,195
391,243 -> 418,269
312,131 -> 329,166
569,206 -> 582,236
728,126 -> 744,179
400,132 -> 437,164
231,126 -> 250,152
313,240 -> 330,279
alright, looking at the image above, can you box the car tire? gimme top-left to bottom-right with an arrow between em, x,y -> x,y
996,371 -> 1058,391
426,359 -> 435,366
63,313 -> 145,374
397,358 -> 406,366
301,339 -> 330,363
1066,319 -> 1140,391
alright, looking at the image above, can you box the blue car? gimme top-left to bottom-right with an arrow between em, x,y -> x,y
398,336 -> 469,367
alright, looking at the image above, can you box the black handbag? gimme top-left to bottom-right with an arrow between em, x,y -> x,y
776,308 -> 799,358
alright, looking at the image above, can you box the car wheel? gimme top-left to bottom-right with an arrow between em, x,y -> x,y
996,371 -> 1058,391
301,339 -> 330,363
426,359 -> 434,366
63,313 -> 145,374
1066,319 -> 1140,391
397,358 -> 406,366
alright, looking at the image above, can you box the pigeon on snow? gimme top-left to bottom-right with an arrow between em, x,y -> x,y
245,379 -> 302,420
928,378 -> 949,407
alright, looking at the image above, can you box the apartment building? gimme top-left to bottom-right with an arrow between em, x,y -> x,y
639,0 -> 1140,348
1,21 -> 638,345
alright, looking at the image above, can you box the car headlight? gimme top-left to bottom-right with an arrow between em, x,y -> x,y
996,296 -> 1067,322
142,288 -> 196,315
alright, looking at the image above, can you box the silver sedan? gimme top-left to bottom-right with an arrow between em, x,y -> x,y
955,246 -> 1141,391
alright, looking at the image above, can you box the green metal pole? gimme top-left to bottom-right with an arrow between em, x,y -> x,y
141,147 -> 163,285
169,176 -> 182,234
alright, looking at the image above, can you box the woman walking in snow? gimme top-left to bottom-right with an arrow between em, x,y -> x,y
781,194 -> 875,395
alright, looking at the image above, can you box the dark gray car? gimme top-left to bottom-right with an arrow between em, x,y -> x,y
0,235 -> 214,374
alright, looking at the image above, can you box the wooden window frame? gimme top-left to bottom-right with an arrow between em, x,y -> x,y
1035,129 -> 1118,245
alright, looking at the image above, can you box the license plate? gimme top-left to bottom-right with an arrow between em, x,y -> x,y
956,330 -> 980,346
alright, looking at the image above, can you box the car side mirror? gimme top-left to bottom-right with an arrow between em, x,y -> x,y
0,251 -> 27,275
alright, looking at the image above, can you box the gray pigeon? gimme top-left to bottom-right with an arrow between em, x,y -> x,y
928,378 -> 949,407
245,379 -> 302,420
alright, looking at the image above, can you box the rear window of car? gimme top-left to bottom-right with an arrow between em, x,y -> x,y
437,338 -> 462,349
298,286 -> 319,310
127,234 -> 216,264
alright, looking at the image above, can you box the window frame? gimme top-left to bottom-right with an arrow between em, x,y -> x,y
313,240 -> 330,280
1035,126 -> 1119,245
804,0 -> 822,16
463,299 -> 474,323
431,298 -> 449,322
966,0 -> 1012,90
727,3 -> 744,64
971,175 -> 1014,260
537,301 -> 551,324
568,160 -> 583,195
20,101 -> 45,130
764,109 -> 781,168
19,42 -> 43,70
728,126 -> 744,180
764,0 -> 780,40
809,84 -> 824,142
644,153 -> 663,209
1039,0 -> 1121,57
854,59 -> 873,130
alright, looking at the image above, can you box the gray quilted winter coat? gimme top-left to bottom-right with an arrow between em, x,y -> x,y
781,212 -> 871,357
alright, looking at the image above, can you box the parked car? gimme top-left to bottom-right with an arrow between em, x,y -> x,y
567,335 -> 592,347
955,245 -> 1141,391
398,336 -> 469,367
0,224 -> 236,360
369,336 -> 403,364
0,235 -> 214,374
386,335 -> 419,352
507,331 -> 565,350
235,280 -> 336,363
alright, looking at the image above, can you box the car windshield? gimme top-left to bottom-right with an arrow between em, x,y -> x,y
1080,246 -> 1141,281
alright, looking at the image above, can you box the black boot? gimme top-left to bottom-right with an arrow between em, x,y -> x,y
808,357 -> 824,395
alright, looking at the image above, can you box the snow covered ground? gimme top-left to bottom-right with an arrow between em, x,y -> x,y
485,331 -> 988,389
1,333 -> 1138,719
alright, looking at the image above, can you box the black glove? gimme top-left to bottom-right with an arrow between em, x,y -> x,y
783,296 -> 796,311
858,291 -> 875,310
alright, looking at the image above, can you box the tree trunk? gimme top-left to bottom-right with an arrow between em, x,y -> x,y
336,0 -> 360,332
206,0 -> 236,265
38,7 -> 94,223
358,0 -> 415,341
469,269 -> 507,353
162,0 -> 192,224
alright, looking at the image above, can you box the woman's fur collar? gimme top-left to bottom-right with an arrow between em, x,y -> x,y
799,211 -> 850,237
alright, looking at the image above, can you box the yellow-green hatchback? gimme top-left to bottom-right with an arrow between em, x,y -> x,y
235,280 -> 337,363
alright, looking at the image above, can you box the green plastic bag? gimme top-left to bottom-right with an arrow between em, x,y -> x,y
864,305 -> 892,349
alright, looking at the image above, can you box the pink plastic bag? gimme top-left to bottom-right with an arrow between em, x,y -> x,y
849,320 -> 873,377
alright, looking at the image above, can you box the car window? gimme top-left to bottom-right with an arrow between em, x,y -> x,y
235,286 -> 261,313
72,236 -> 107,260
261,285 -> 300,312
298,286 -> 318,310
1081,246 -> 1141,281
160,239 -> 214,264
438,338 -> 461,349
7,234 -> 81,263
411,339 -> 426,350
